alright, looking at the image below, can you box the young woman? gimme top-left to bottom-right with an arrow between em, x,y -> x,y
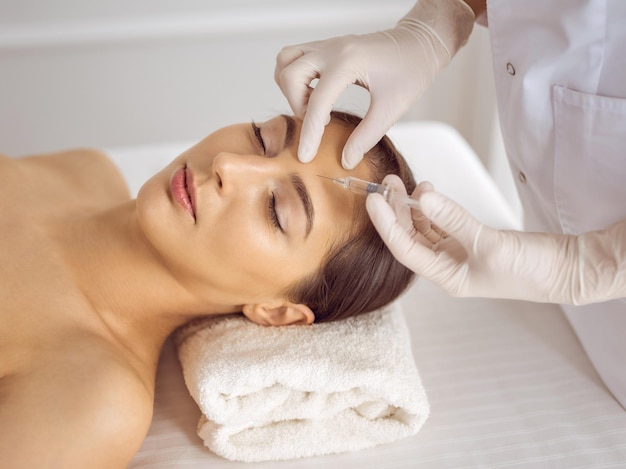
0,111 -> 416,468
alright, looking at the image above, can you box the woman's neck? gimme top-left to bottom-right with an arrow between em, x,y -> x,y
52,200 -> 238,363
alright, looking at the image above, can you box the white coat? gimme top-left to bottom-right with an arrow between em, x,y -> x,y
487,0 -> 626,408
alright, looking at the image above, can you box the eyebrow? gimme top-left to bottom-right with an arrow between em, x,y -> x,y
281,114 -> 295,149
289,173 -> 314,237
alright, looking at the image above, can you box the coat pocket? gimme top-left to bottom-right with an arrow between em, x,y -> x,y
553,85 -> 626,235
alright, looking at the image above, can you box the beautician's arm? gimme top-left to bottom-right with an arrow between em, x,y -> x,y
463,0 -> 487,17
367,177 -> 626,305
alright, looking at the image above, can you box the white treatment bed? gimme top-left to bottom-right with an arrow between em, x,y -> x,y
106,122 -> 626,468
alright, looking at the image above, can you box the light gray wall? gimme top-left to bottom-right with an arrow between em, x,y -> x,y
0,0 -> 411,155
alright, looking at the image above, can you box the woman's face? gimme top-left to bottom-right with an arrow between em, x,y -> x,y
137,115 -> 374,316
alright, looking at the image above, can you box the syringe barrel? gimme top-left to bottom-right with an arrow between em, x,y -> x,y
344,177 -> 390,198
336,176 -> 420,210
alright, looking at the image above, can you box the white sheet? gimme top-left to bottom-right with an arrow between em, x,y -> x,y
115,122 -> 626,468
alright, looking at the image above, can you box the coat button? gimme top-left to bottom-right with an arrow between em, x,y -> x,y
518,171 -> 527,183
506,63 -> 516,75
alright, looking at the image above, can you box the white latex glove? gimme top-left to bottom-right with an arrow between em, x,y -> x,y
274,0 -> 474,168
366,175 -> 626,305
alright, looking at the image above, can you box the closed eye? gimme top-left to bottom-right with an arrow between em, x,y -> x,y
268,192 -> 284,233
251,121 -> 266,155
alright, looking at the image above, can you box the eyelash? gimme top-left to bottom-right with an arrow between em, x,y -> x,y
252,122 -> 282,233
268,192 -> 284,233
251,121 -> 266,155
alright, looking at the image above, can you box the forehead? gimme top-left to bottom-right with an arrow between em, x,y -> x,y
289,118 -> 375,246
303,119 -> 373,179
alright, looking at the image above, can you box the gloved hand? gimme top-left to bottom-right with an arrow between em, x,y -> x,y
274,0 -> 474,168
366,175 -> 626,305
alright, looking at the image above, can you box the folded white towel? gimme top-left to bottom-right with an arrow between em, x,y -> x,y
174,302 -> 429,462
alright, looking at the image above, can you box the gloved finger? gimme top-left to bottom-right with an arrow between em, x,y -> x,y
298,70 -> 355,163
366,190 -> 432,248
382,173 -> 409,195
411,183 -> 436,238
276,55 -> 322,122
409,181 -> 448,243
274,44 -> 306,83
366,193 -> 438,274
380,174 -> 412,231
419,191 -> 483,249
342,98 -> 400,169
276,38 -> 330,71
412,180 -> 434,195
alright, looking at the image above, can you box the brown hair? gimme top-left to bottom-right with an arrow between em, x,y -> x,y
287,111 -> 416,323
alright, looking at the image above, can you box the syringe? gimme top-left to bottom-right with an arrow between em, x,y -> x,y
318,175 -> 420,210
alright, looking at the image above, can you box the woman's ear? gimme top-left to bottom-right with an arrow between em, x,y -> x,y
242,301 -> 314,326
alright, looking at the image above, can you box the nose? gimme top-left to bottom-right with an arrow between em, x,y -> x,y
212,152 -> 275,196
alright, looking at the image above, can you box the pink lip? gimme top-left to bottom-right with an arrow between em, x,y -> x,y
171,165 -> 196,222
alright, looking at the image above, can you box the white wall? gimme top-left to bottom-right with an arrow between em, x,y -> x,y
0,0 -> 520,216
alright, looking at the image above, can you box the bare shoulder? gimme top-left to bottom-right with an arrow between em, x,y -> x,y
17,148 -> 130,205
0,347 -> 153,469
0,152 -> 21,177
79,359 -> 154,467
